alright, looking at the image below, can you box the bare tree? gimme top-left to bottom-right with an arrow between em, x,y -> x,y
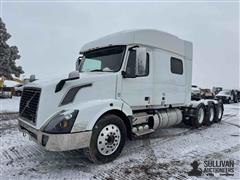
0,18 -> 24,79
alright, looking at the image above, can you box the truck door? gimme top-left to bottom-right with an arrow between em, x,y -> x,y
120,48 -> 153,109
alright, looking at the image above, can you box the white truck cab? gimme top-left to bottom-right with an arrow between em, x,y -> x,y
18,29 -> 224,163
215,90 -> 234,104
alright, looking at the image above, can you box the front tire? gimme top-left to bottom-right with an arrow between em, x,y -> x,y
84,114 -> 127,163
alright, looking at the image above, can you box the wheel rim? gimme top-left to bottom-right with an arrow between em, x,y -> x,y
218,106 -> 222,119
209,107 -> 214,122
198,107 -> 204,124
97,124 -> 121,156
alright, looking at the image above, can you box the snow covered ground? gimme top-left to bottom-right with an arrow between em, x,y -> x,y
0,97 -> 20,113
0,100 -> 239,179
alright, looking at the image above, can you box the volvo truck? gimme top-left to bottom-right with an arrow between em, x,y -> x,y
18,29 -> 224,163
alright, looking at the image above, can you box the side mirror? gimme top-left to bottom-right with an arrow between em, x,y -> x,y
121,71 -> 127,78
68,71 -> 79,79
121,71 -> 136,78
29,74 -> 36,82
76,56 -> 82,71
136,47 -> 147,76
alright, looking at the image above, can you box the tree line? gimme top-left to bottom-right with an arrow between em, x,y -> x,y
0,17 -> 24,80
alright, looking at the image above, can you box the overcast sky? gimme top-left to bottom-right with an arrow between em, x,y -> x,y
1,1 -> 239,89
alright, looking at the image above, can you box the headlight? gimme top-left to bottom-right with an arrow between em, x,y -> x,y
43,110 -> 79,134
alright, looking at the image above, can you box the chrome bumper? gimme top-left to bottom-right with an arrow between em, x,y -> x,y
18,119 -> 92,151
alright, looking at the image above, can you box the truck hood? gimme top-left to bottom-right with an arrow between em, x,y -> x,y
216,94 -> 230,98
22,72 -> 118,129
27,72 -> 114,88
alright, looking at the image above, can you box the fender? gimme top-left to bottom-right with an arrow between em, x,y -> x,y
190,99 -> 218,108
70,99 -> 132,132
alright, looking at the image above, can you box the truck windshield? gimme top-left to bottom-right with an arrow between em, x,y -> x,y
79,46 -> 126,72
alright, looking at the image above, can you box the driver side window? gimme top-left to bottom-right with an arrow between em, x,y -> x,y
126,50 -> 149,77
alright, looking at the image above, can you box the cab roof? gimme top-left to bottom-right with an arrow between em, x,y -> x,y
80,29 -> 192,59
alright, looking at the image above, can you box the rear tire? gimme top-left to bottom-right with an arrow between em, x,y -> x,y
191,103 -> 205,128
203,102 -> 215,126
84,114 -> 127,164
214,102 -> 224,122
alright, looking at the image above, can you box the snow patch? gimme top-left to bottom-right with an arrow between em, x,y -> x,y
0,96 -> 20,113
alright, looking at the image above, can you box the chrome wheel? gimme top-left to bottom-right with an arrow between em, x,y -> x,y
209,107 -> 214,122
97,124 -> 121,156
198,108 -> 204,124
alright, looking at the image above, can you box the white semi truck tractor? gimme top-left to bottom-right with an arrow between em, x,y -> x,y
18,29 -> 224,163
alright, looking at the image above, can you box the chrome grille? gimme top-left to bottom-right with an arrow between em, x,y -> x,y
19,87 -> 41,124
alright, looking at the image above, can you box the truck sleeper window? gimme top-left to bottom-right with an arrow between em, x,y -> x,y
170,57 -> 183,75
80,46 -> 126,72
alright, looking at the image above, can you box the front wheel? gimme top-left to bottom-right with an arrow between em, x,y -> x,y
84,114 -> 127,163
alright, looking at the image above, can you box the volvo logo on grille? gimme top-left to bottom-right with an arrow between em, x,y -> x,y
20,91 -> 38,116
25,99 -> 31,108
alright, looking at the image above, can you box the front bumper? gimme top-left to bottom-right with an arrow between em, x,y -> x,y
18,119 -> 92,151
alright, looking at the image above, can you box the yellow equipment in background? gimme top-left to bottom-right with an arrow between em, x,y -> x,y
0,76 -> 24,98
0,77 -> 23,87
0,77 -> 4,87
12,78 -> 23,84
